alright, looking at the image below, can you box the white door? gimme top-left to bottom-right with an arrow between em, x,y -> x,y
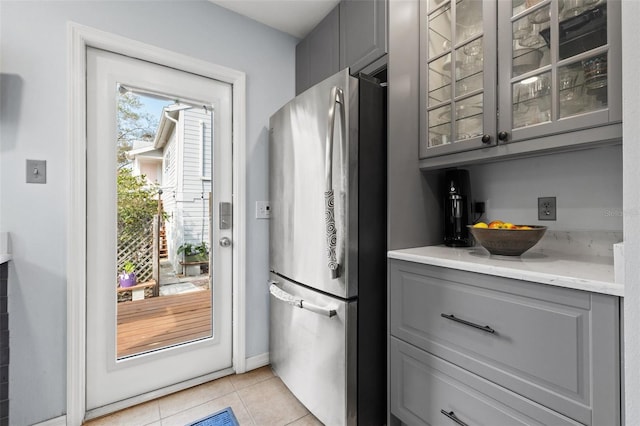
85,47 -> 233,411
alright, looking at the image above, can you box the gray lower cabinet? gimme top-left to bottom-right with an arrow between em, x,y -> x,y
339,0 -> 387,75
295,5 -> 340,95
389,259 -> 621,426
390,337 -> 581,426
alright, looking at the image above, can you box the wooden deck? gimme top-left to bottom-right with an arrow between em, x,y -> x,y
117,289 -> 212,358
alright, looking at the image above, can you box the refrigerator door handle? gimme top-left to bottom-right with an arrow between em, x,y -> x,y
325,86 -> 344,280
269,282 -> 337,318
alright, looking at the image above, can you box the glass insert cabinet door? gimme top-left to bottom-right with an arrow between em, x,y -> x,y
420,0 -> 498,158
498,0 -> 621,142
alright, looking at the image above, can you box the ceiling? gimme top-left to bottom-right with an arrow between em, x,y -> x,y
208,0 -> 340,39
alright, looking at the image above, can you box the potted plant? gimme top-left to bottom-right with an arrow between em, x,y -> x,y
118,260 -> 137,288
177,241 -> 209,263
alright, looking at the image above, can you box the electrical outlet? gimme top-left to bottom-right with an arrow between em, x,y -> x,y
538,197 -> 557,221
255,201 -> 271,219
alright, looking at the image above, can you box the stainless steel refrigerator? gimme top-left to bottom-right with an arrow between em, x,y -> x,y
269,68 -> 387,426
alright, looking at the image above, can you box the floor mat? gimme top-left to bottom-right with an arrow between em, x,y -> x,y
186,407 -> 239,426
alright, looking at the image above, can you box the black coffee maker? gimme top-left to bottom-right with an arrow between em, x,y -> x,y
443,169 -> 473,247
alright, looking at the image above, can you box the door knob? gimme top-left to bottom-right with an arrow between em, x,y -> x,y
481,134 -> 492,144
498,131 -> 509,142
219,237 -> 232,247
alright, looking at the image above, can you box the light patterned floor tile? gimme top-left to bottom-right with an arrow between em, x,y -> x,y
229,365 -> 275,391
157,376 -> 235,418
286,413 -> 324,426
237,377 -> 309,426
161,392 -> 254,426
84,400 -> 160,426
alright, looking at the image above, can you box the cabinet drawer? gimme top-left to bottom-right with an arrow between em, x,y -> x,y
390,337 -> 580,426
389,260 -> 620,425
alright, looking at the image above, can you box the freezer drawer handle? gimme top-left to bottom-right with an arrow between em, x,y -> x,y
269,282 -> 337,318
325,86 -> 345,280
440,410 -> 469,426
441,313 -> 496,334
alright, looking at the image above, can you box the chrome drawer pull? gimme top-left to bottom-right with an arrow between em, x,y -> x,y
440,410 -> 469,426
441,313 -> 496,334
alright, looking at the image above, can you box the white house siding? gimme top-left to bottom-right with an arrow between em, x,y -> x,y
180,108 -> 212,249
162,131 -> 180,269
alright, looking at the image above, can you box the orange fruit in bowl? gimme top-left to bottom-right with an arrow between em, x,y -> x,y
473,222 -> 488,228
487,220 -> 504,229
502,222 -> 516,229
518,225 -> 533,230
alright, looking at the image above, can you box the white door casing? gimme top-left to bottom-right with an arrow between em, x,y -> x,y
86,47 -> 232,411
68,24 -> 247,424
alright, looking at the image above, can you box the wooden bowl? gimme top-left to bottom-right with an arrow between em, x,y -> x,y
467,225 -> 547,256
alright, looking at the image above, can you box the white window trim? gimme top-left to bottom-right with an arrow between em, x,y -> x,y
200,119 -> 212,181
67,23 -> 247,425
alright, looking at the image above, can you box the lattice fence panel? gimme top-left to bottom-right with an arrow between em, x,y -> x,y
117,218 -> 154,285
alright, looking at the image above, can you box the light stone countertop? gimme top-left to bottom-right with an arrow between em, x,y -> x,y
388,245 -> 623,297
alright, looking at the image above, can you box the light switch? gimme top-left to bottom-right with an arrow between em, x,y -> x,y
256,201 -> 271,219
26,159 -> 46,184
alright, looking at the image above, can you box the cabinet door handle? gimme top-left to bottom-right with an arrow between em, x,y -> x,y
440,410 -> 469,426
497,131 -> 509,142
481,134 -> 492,144
441,313 -> 496,334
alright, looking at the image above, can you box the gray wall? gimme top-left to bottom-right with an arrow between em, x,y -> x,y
467,145 -> 623,231
0,1 -> 296,424
622,1 -> 639,423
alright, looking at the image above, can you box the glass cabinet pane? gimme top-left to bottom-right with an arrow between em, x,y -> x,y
557,0 -> 607,61
428,105 -> 452,147
455,40 -> 484,96
428,0 -> 449,13
512,71 -> 552,128
428,4 -> 452,58
512,5 -> 551,78
456,0 -> 483,44
557,58 -> 608,119
456,94 -> 483,140
428,55 -> 453,106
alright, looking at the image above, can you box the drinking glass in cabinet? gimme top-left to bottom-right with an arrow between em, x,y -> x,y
428,4 -> 451,59
582,55 -> 607,90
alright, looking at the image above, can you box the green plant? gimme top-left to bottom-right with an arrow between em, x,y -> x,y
177,241 -> 209,257
122,261 -> 135,274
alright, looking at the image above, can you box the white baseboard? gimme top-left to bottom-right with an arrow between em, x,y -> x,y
34,415 -> 67,426
245,352 -> 269,371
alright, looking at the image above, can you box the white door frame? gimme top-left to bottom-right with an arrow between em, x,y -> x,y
67,23 -> 247,425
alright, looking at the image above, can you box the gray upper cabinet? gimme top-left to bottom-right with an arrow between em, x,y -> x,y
340,0 -> 388,74
296,0 -> 388,95
295,5 -> 340,95
419,0 -> 622,168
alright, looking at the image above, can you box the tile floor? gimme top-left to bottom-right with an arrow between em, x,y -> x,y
84,366 -> 323,426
